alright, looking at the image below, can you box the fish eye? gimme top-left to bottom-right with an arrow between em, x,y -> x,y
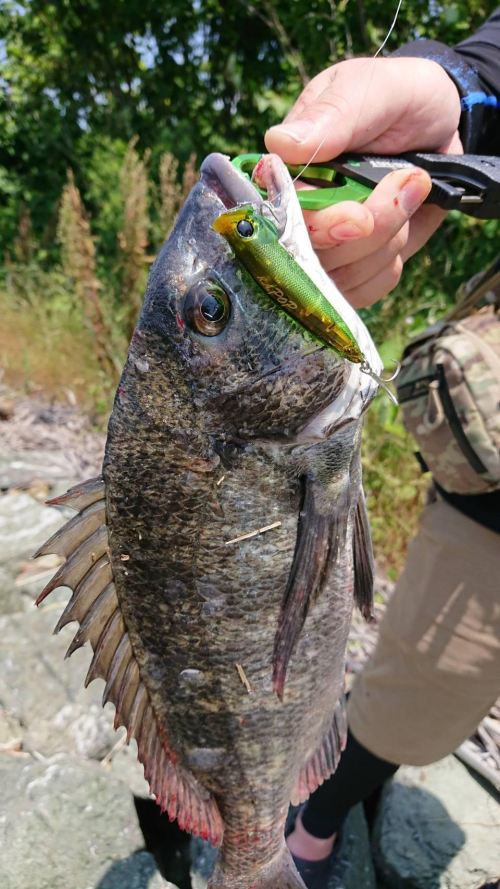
236,219 -> 254,238
184,282 -> 231,337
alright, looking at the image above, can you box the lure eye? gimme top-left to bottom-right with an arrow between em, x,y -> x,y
236,219 -> 254,238
184,282 -> 231,337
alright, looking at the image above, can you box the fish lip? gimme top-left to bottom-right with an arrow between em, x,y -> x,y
200,153 -> 264,210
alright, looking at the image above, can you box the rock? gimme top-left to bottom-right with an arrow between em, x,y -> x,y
0,754 -> 171,889
0,491 -> 70,614
0,709 -> 23,753
189,804 -> 376,889
0,448 -> 80,491
373,755 -> 500,889
0,605 -> 117,760
107,741 -> 151,799
0,491 -> 63,561
328,804 -> 376,888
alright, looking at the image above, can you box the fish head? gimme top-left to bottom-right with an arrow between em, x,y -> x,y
130,153 -> 382,444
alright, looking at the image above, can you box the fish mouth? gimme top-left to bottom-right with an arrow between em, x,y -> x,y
201,152 -> 290,238
200,153 -> 264,210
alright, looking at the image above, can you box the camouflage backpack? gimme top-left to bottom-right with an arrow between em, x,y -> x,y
396,260 -> 500,495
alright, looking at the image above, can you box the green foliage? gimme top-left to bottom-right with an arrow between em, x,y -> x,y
1,0 -> 499,566
2,0 -> 498,253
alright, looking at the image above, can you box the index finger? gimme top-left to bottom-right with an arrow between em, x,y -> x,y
310,167 -> 432,270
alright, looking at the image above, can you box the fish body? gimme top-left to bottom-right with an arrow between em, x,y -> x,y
35,154 -> 381,889
213,203 -> 363,363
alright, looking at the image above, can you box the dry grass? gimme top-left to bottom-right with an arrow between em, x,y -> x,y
118,137 -> 151,338
0,295 -> 115,416
158,152 -> 181,238
14,207 -> 36,265
58,171 -> 117,377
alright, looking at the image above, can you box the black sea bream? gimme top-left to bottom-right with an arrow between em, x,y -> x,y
35,154 -> 382,889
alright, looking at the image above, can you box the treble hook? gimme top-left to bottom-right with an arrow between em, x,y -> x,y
360,358 -> 401,406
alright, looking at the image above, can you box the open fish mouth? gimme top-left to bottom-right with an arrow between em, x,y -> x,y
200,153 -> 264,210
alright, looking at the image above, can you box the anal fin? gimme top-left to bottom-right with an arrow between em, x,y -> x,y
291,696 -> 347,806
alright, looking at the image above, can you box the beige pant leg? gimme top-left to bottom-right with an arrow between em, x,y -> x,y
348,497 -> 500,766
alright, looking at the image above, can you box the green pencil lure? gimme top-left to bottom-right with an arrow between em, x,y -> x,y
213,204 -> 363,364
213,204 -> 400,403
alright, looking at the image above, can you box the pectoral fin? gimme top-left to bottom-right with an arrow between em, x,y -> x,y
272,474 -> 350,700
353,490 -> 374,620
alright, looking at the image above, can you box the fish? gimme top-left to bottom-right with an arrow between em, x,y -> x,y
34,152 -> 382,889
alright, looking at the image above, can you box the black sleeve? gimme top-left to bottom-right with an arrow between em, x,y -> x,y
392,8 -> 500,154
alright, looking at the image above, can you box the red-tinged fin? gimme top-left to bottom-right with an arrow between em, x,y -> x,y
353,490 -> 375,620
46,475 -> 105,511
135,702 -> 224,846
272,475 -> 350,700
290,696 -> 347,806
207,842 -> 306,888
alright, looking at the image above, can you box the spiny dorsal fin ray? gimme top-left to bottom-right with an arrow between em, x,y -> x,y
34,500 -> 106,559
103,633 -> 133,707
353,490 -> 375,620
35,524 -> 108,605
54,554 -> 113,634
273,474 -> 350,700
34,476 -> 223,845
290,696 -> 347,806
65,581 -> 119,658
46,475 -> 105,511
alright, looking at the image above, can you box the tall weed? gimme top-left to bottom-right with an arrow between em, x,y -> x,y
58,170 -> 118,376
118,137 -> 151,338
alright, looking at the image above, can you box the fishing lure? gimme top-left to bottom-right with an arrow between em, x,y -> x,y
213,203 -> 399,400
213,204 -> 363,363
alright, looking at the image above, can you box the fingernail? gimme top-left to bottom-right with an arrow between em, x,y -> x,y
268,120 -> 315,144
328,221 -> 364,241
399,172 -> 428,216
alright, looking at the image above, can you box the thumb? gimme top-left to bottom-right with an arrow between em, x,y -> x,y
265,56 -> 460,164
265,57 -> 386,164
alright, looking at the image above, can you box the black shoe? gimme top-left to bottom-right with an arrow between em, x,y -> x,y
290,852 -> 334,889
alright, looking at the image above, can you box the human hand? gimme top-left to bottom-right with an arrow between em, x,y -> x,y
265,57 -> 463,307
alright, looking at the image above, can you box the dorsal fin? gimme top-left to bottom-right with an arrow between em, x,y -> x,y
273,474 -> 351,701
34,475 -> 223,845
290,696 -> 347,806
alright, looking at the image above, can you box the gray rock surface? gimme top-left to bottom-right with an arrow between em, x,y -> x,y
0,448 -> 79,490
0,755 -> 170,889
373,755 -> 500,889
0,491 -> 68,613
0,604 -> 117,760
